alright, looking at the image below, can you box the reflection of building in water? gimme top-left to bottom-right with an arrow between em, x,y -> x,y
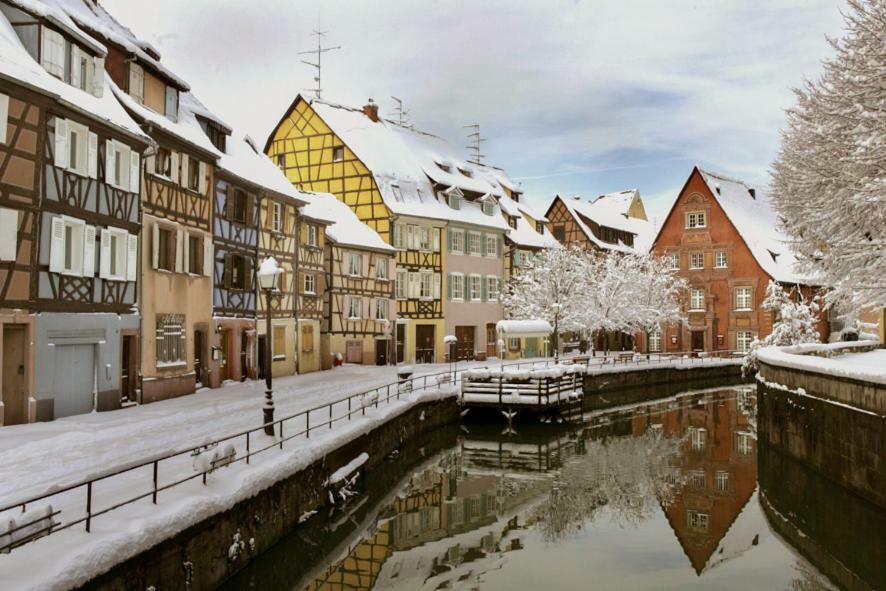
304,522 -> 393,591
632,390 -> 758,574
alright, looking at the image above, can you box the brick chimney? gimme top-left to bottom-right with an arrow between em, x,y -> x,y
362,99 -> 379,122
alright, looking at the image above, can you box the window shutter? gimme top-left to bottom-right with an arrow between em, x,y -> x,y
432,228 -> 440,251
245,256 -> 253,290
41,30 -> 51,72
181,155 -> 189,189
480,234 -> 487,257
447,228 -> 453,252
151,222 -> 159,269
49,216 -> 65,273
85,131 -> 98,178
369,297 -> 376,319
447,273 -> 452,300
362,253 -> 370,276
497,236 -> 502,257
408,272 -> 418,298
105,140 -> 116,186
182,230 -> 190,274
392,222 -> 400,248
71,45 -> 82,88
92,57 -> 105,98
481,277 -> 488,301
0,94 -> 8,145
0,208 -> 17,261
129,152 -> 140,193
198,162 -> 207,194
145,154 -> 155,175
202,237 -> 213,277
434,273 -> 441,299
54,119 -> 69,169
126,233 -> 138,281
174,228 -> 184,272
98,228 -> 111,278
223,253 -> 232,288
170,151 -> 180,184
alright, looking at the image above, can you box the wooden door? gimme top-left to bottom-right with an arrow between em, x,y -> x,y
120,335 -> 137,403
486,324 -> 497,358
396,324 -> 405,363
691,331 -> 705,351
415,325 -> 435,363
455,326 -> 475,361
194,330 -> 205,386
2,325 -> 27,425
375,339 -> 388,366
240,331 -> 248,381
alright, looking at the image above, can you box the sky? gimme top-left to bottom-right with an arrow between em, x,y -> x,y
101,0 -> 847,224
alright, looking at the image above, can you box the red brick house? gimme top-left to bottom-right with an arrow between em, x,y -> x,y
645,166 -> 827,354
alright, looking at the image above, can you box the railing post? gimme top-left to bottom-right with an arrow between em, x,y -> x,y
348,396 -> 352,420
279,420 -> 284,449
85,481 -> 92,532
152,460 -> 158,504
246,431 -> 250,465
387,384 -> 391,404
329,403 -> 333,429
306,412 -> 310,438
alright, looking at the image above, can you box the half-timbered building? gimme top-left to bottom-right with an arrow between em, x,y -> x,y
307,193 -> 396,367
647,167 -> 827,354
292,202 -> 331,373
545,189 -> 651,254
1,0 -> 152,422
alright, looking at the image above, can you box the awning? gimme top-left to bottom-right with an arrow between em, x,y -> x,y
496,320 -> 552,339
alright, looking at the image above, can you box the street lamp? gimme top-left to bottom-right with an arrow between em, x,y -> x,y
257,256 -> 283,435
551,302 -> 561,363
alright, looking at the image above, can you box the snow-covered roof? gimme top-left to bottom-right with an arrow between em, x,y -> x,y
5,0 -> 105,56
0,8 -> 148,142
217,134 -> 311,204
54,0 -> 191,91
696,168 -> 805,283
304,97 -> 509,232
550,195 -> 646,254
307,193 -> 394,253
496,319 -> 552,337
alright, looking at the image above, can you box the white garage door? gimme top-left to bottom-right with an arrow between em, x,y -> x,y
52,344 -> 95,418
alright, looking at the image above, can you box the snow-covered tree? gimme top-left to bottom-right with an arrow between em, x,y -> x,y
743,281 -> 821,375
770,0 -> 886,315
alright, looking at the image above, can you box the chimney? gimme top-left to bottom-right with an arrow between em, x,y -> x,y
362,99 -> 379,122
748,188 -> 757,199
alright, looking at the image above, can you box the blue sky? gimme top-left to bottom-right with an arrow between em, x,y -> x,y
103,0 -> 846,223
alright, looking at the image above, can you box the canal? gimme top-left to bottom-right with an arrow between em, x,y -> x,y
222,385 -> 885,591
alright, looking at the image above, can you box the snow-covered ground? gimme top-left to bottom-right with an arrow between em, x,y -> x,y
757,341 -> 886,385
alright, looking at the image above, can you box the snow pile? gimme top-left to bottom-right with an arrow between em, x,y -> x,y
462,364 -> 586,382
325,452 -> 368,486
757,341 -> 886,385
0,505 -> 54,552
191,443 -> 236,473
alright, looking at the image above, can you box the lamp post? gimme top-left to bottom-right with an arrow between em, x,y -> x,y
551,302 -> 561,363
257,256 -> 283,435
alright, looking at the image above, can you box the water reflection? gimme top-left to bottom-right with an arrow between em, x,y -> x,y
229,387 -> 882,591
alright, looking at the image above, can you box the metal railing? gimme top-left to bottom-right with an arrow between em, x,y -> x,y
0,349 -> 743,554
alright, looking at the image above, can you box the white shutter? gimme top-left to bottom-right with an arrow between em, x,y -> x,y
181,155 -> 189,189
174,228 -> 184,272
129,151 -> 140,193
41,30 -> 52,72
0,94 -> 8,145
432,228 -> 440,252
54,119 -> 69,169
434,273 -> 441,299
126,233 -> 138,281
408,272 -> 419,298
198,162 -> 207,194
182,230 -> 190,273
87,132 -> 98,179
92,57 -> 105,98
0,208 -> 17,261
105,140 -> 116,186
70,45 -> 82,89
151,222 -> 159,269
202,237 -> 212,277
78,223 -> 92,276
392,223 -> 401,248
99,229 -> 111,278
171,151 -> 180,184
145,154 -> 155,174
49,216 -> 66,273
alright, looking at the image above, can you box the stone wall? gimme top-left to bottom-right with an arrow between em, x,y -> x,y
81,398 -> 458,591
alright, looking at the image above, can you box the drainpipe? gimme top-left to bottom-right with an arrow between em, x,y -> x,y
294,208 -> 301,374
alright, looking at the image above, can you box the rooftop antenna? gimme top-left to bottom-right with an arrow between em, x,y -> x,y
389,96 -> 411,127
297,26 -> 340,100
464,123 -> 486,165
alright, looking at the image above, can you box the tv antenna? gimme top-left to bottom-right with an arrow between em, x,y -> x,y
464,123 -> 486,164
389,96 -> 411,127
298,28 -> 340,99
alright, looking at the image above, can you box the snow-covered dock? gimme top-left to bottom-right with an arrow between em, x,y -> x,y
459,364 -> 587,420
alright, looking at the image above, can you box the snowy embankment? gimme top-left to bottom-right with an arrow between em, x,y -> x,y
756,341 -> 886,386
0,383 -> 456,591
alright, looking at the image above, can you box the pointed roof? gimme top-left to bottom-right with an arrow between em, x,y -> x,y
545,193 -> 652,254
305,194 -> 395,253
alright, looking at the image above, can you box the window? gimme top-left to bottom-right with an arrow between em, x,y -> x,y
375,257 -> 388,280
485,234 -> 497,258
307,225 -> 318,247
100,227 -> 132,281
155,314 -> 186,366
467,232 -> 481,255
186,234 -> 202,275
513,250 -> 524,267
447,193 -> 461,210
481,201 -> 494,216
690,470 -> 706,489
648,330 -> 662,353
716,471 -> 729,492
301,324 -> 314,352
41,28 -> 65,79
227,189 -> 247,223
686,211 -> 706,229
690,288 -> 705,311
450,273 -> 464,300
273,326 -> 286,360
469,274 -> 482,301
486,276 -> 499,302
419,271 -> 434,299
67,121 -> 88,176
187,157 -> 199,191
71,45 -> 90,92
165,85 -> 178,122
348,296 -> 362,319
449,229 -> 464,254
156,226 -> 174,271
129,63 -> 144,103
735,286 -> 752,310
49,216 -> 88,276
536,221 -> 544,233
155,147 -> 172,177
391,184 -> 403,202
272,202 -> 283,232
736,331 -> 754,353
737,432 -> 754,455
348,253 -> 362,276
687,511 -> 709,532
715,251 -> 727,268
508,338 -> 521,351
665,253 -> 679,270
419,227 -> 432,251
332,146 -> 344,162
226,254 -> 249,290
375,298 -> 389,320
689,427 -> 706,450
0,208 -> 17,261
276,153 -> 285,170
395,270 -> 407,299
304,272 -> 316,294
689,252 -> 704,269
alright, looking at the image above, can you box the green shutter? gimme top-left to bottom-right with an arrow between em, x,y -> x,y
447,228 -> 453,253
481,277 -> 488,301
497,235 -> 503,257
480,234 -> 487,257
447,273 -> 452,300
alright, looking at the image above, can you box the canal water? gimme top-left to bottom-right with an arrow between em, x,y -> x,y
223,386 -> 885,591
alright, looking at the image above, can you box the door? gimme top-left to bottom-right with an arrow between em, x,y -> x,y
396,324 -> 406,364
691,331 -> 705,352
346,340 -> 363,364
194,330 -> 205,386
415,325 -> 435,363
120,335 -> 137,403
455,326 -> 475,361
524,337 -> 539,358
53,344 -> 95,418
240,331 -> 248,381
486,324 -> 497,358
2,325 -> 27,425
375,339 -> 388,366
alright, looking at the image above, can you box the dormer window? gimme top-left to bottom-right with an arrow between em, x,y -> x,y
435,159 -> 452,173
198,119 -> 227,152
481,201 -> 494,216
165,86 -> 178,122
535,222 -> 543,233
458,166 -> 473,178
41,28 -> 66,79
447,193 -> 461,210
276,154 -> 285,170
129,63 -> 145,104
508,217 -> 517,229
391,184 -> 403,202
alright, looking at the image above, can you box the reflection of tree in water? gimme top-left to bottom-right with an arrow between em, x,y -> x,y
533,429 -> 684,541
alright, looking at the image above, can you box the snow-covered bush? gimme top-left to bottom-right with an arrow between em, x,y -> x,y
743,281 -> 821,375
